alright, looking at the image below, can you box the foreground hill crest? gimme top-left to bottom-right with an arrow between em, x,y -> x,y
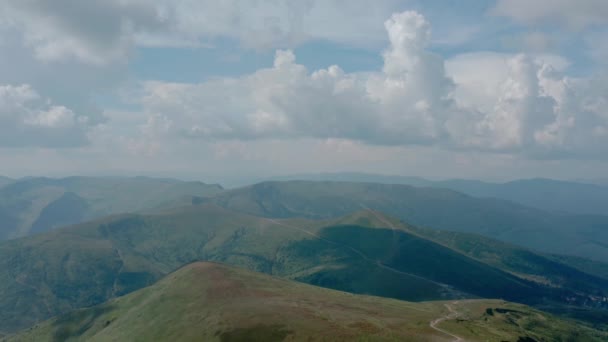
6,261 -> 606,342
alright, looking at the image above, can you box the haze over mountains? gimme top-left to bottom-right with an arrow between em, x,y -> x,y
265,173 -> 608,216
211,180 -> 608,263
0,176 -> 223,240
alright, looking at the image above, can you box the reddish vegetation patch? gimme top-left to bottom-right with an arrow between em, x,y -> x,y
348,321 -> 381,334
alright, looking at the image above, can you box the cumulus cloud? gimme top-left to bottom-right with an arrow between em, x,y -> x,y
0,84 -> 94,147
0,0 -> 399,65
0,0 -> 167,65
135,11 -> 608,159
491,0 -> 608,29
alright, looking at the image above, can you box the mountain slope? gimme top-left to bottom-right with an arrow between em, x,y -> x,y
0,204 -> 606,333
6,262 -> 607,342
433,178 -> 608,216
211,181 -> 608,262
0,176 -> 224,239
269,173 -> 608,215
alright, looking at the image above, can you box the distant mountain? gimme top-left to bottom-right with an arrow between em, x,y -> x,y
268,173 -> 608,215
0,177 -> 13,189
0,204 -> 606,333
6,262 -> 606,342
0,176 -> 224,239
211,181 -> 608,262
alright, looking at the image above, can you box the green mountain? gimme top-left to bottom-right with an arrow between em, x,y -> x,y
210,181 -> 608,262
1,204 -> 607,333
5,262 -> 606,342
266,173 -> 608,215
0,176 -> 224,240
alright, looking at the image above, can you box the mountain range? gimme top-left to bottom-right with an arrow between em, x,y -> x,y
1,203 -> 607,335
2,176 -> 608,340
265,173 -> 608,216
210,180 -> 608,262
0,176 -> 223,240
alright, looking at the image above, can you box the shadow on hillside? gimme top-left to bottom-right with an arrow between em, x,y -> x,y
52,305 -> 115,342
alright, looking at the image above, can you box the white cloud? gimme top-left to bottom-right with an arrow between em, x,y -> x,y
0,0 -> 403,65
133,11 -> 608,160
491,0 -> 608,29
0,0 -> 172,65
447,53 -> 607,158
0,84 -> 94,147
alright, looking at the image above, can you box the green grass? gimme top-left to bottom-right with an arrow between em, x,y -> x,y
6,262 -> 607,342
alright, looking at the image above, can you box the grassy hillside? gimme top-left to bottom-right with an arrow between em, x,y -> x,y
210,181 -> 608,262
0,176 -> 224,239
0,205 -> 606,333
6,262 -> 607,342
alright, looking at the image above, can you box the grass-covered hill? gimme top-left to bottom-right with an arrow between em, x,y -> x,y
5,262 -> 607,342
0,176 -> 224,240
1,204 -> 607,333
210,181 -> 608,262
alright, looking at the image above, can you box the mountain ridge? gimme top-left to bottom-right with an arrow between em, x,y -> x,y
1,203 -> 607,333
5,261 -> 607,342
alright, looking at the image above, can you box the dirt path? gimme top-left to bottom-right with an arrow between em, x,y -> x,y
429,302 -> 465,342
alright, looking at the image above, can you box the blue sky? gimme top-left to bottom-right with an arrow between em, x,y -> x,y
0,0 -> 607,183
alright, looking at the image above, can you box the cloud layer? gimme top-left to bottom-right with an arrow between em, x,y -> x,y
137,11 -> 608,159
0,84 -> 93,147
1,0 -> 396,65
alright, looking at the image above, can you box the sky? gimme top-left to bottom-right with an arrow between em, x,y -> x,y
0,0 -> 607,183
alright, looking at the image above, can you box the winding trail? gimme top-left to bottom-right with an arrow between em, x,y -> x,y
429,302 -> 465,341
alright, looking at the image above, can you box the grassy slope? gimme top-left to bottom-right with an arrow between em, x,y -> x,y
210,181 -> 608,262
6,262 -> 607,342
406,226 -> 608,327
0,206 -> 445,332
1,205 -> 606,333
0,176 -> 224,239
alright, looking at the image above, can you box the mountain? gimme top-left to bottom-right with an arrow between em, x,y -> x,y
0,176 -> 224,239
433,178 -> 608,216
0,177 -> 13,189
267,173 -> 608,216
1,204 -> 607,333
211,181 -> 608,262
5,262 -> 606,342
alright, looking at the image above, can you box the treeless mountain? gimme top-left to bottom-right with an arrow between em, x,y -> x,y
0,176 -> 224,239
1,204 -> 606,333
210,180 -> 608,262
6,262 -> 607,342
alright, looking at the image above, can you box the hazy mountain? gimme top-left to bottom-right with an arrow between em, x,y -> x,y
6,262 -> 606,342
1,204 -> 606,333
0,177 -> 13,189
0,176 -> 224,240
210,181 -> 608,263
268,173 -> 608,215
